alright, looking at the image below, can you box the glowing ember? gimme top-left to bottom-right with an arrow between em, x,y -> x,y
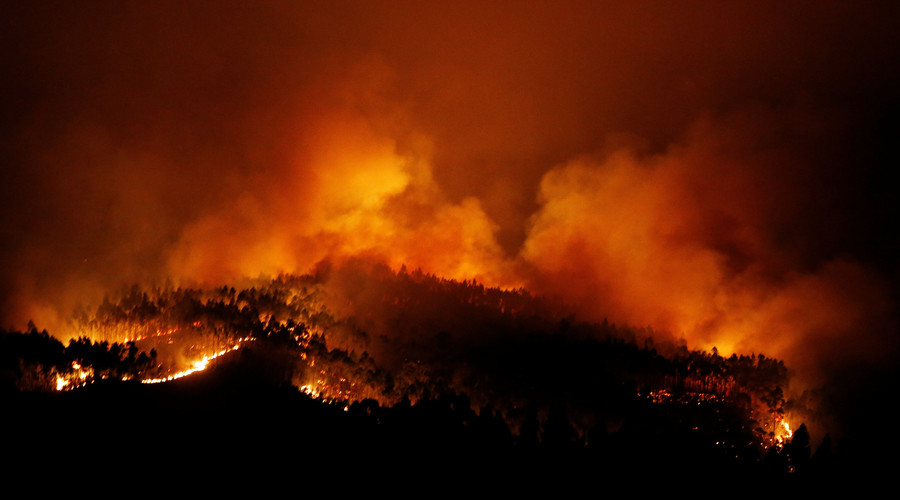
141,338 -> 251,384
775,420 -> 793,443
770,414 -> 795,450
299,384 -> 321,399
53,336 -> 253,390
54,361 -> 95,391
121,326 -> 180,343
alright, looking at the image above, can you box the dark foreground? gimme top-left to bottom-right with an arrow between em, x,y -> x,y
6,351 -> 869,488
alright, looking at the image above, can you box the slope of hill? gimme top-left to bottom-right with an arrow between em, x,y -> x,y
3,261 -> 838,480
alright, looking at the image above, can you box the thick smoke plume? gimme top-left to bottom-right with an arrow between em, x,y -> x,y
522,111 -> 897,384
2,1 -> 899,426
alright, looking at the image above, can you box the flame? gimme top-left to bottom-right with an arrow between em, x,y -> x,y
53,337 -> 252,391
54,361 -> 95,391
775,419 -> 794,445
141,338 -> 251,384
781,420 -> 793,439
120,326 -> 188,344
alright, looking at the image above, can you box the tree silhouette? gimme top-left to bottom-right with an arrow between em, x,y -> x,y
789,423 -> 811,472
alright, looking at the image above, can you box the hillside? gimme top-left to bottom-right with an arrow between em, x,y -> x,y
3,262 -> 839,480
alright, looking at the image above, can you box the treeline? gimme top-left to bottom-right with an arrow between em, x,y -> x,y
0,326 -> 160,391
25,264 -> 796,433
3,261 -> 818,477
70,284 -> 266,343
4,328 -> 830,481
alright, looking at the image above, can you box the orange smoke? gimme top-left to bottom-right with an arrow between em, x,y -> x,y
158,103 -> 896,393
165,109 -> 517,289
520,114 -> 896,386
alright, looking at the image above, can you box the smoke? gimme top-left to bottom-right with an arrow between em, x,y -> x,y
162,103 -> 517,290
521,110 -> 897,385
2,1 -> 899,416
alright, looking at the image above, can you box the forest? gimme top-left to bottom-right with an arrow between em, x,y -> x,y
3,262 -> 847,481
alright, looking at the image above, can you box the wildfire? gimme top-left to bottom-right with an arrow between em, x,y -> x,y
775,419 -> 794,445
121,326 -> 181,343
767,413 -> 795,450
39,272 -> 807,455
53,336 -> 253,391
54,361 -> 94,391
141,337 -> 252,384
299,383 -> 321,399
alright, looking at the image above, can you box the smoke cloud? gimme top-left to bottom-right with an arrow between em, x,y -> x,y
521,111 -> 897,384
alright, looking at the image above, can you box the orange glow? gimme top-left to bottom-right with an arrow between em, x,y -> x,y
4,3 -> 897,453
141,338 -> 251,385
774,418 -> 794,448
164,111 -> 520,290
520,140 -> 895,391
53,338 -> 252,391
54,361 -> 94,392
